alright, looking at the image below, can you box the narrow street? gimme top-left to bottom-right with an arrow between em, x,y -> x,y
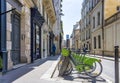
1,0 -> 120,83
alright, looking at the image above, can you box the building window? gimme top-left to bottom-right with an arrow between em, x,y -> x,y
98,35 -> 101,48
95,0 -> 97,4
47,14 -> 48,25
90,0 -> 93,9
86,30 -> 87,40
93,17 -> 95,28
42,5 -> 45,17
93,0 -> 95,7
89,15 -> 90,24
94,37 -> 96,49
86,18 -> 87,27
89,28 -> 90,39
97,12 -> 100,25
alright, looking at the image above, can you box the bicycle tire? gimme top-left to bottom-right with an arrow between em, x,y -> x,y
58,57 -> 70,76
84,61 -> 103,77
63,61 -> 73,75
58,56 -> 65,70
58,60 -> 62,70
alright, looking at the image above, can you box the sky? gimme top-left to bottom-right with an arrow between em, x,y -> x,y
62,0 -> 83,40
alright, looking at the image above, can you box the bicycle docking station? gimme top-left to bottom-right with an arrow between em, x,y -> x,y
58,49 -> 104,83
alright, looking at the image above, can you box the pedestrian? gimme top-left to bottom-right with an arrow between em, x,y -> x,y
52,44 -> 56,56
83,47 -> 87,53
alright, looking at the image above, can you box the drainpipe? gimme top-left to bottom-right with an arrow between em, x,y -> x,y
0,0 -> 7,73
102,0 -> 104,56
30,0 -> 37,63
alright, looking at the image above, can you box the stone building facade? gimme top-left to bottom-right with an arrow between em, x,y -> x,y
53,0 -> 63,54
0,0 -> 62,73
104,12 -> 120,56
81,0 -> 120,56
81,0 -> 91,51
91,0 -> 120,55
6,0 -> 33,70
71,22 -> 81,51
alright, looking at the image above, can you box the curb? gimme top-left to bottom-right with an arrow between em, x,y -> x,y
101,56 -> 120,62
51,56 -> 60,78
0,63 -> 27,76
89,55 -> 120,61
40,56 -> 60,79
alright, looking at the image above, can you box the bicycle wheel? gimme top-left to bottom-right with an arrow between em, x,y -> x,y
58,57 -> 70,76
63,61 -> 73,75
58,60 -> 63,70
84,61 -> 103,77
58,56 -> 65,70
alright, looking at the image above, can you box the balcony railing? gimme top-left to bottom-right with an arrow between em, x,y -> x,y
105,11 -> 120,26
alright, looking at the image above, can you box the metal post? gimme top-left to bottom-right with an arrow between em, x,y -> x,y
0,0 -> 8,74
30,8 -> 34,63
94,51 -> 95,56
114,46 -> 119,83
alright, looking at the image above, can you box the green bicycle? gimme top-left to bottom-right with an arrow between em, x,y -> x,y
58,48 -> 73,76
70,52 -> 103,77
58,48 -> 103,78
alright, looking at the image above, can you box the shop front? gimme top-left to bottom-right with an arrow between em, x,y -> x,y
31,8 -> 44,62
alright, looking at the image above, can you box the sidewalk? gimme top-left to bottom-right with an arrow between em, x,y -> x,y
52,63 -> 110,83
0,55 -> 60,83
0,55 -> 111,83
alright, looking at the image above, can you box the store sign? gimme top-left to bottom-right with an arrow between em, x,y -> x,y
66,35 -> 69,39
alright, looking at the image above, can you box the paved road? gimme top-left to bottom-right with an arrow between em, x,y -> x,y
101,58 -> 120,83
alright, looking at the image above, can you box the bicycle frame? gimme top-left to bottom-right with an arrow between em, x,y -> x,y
70,52 -> 103,77
58,49 -> 102,77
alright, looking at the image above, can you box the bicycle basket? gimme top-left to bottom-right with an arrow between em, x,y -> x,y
62,48 -> 70,57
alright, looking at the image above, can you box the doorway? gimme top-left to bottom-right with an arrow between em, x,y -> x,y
11,12 -> 20,65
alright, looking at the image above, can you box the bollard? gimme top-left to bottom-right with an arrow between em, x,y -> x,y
114,46 -> 119,83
